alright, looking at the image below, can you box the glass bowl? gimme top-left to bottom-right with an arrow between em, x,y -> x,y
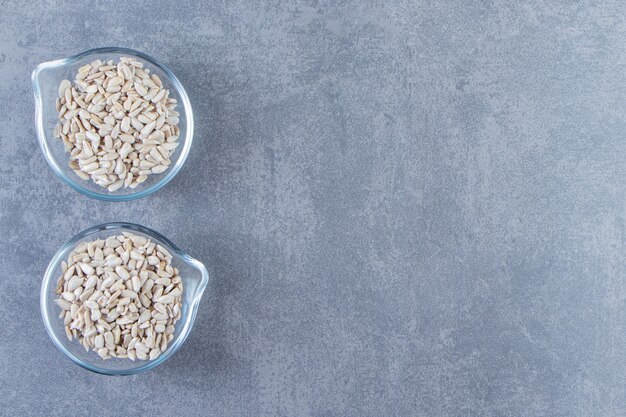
32,47 -> 194,201
40,222 -> 209,375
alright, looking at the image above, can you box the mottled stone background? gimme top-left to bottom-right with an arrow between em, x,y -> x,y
1,1 -> 626,416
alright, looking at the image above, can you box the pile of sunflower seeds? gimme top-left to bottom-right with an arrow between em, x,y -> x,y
53,57 -> 180,191
54,233 -> 183,361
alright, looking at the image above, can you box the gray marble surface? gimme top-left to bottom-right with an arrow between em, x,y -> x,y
1,1 -> 626,416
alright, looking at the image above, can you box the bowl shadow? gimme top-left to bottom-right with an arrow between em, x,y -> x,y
160,232 -> 253,379
153,61 -> 258,198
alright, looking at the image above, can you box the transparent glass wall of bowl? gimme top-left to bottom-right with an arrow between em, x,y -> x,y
40,223 -> 208,375
32,47 -> 193,201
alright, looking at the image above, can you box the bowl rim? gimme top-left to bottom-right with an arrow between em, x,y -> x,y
40,222 -> 209,375
32,47 -> 195,202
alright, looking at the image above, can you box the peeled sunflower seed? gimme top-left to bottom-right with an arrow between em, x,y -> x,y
53,233 -> 183,361
53,57 -> 181,191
